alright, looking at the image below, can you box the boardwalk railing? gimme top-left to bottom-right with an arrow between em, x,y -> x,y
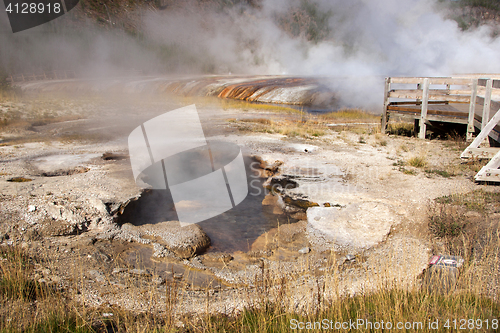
382,76 -> 500,142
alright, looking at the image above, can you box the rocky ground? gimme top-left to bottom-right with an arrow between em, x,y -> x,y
0,89 -> 496,317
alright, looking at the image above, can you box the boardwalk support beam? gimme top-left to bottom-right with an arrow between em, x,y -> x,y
467,79 -> 478,142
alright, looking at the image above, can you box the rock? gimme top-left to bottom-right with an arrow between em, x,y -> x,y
264,175 -> 299,193
298,247 -> 310,254
345,254 -> 356,262
306,202 -> 397,252
277,220 -> 307,243
130,269 -> 151,277
152,243 -> 176,259
152,276 -> 166,285
88,198 -> 108,215
262,194 -> 279,206
46,203 -> 86,225
28,205 -> 36,212
91,250 -> 112,263
284,195 -> 319,209
39,219 -> 79,237
77,236 -> 96,247
184,257 -> 206,270
112,268 -> 128,275
88,270 -> 105,282
202,252 -> 233,264
291,212 -> 307,220
138,221 -> 211,259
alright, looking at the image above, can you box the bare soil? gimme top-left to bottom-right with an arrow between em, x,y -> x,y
0,91 -> 498,316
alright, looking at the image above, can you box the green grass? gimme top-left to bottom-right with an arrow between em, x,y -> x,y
425,169 -> 452,178
436,189 -> 500,213
402,168 -> 417,175
428,204 -> 468,238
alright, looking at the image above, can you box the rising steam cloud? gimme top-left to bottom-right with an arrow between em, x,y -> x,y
143,0 -> 500,77
1,0 -> 500,107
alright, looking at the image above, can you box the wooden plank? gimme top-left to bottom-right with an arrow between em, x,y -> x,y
390,77 -> 471,85
389,101 -> 455,106
387,111 -> 469,124
389,90 -> 471,102
467,79 -> 478,141
419,78 -> 430,139
475,148 -> 500,182
482,79 -> 493,129
390,77 -> 424,84
387,106 -> 469,117
461,106 -> 500,158
461,147 -> 500,159
426,115 -> 469,124
475,168 -> 500,182
429,78 -> 472,85
473,119 -> 500,143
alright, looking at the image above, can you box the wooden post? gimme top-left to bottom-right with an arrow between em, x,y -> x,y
445,84 -> 450,105
482,79 -> 492,129
418,78 -> 430,139
381,77 -> 390,134
467,79 -> 478,142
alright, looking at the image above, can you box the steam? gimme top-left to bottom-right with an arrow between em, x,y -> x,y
2,0 -> 500,108
143,0 -> 500,77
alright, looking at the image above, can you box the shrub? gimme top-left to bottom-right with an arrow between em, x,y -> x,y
428,203 -> 468,238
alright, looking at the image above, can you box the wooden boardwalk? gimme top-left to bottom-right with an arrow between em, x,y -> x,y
382,76 -> 500,142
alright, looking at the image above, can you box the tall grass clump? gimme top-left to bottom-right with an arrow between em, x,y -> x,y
408,156 -> 427,168
387,122 -> 414,136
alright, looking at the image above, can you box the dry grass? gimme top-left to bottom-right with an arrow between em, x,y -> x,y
407,156 -> 427,168
230,117 -> 327,139
318,108 -> 378,121
228,108 -> 381,139
1,191 -> 499,332
0,89 -> 20,104
387,122 -> 414,137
